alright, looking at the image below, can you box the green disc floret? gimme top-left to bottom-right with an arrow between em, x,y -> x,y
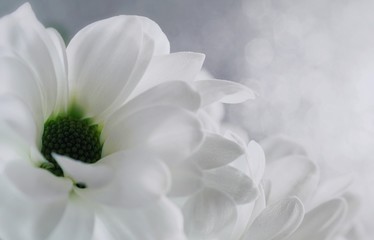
41,112 -> 103,177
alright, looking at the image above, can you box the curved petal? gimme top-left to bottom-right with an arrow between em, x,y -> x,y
78,150 -> 170,208
260,135 -> 307,163
194,79 -> 255,107
242,197 -> 305,240
93,213 -> 135,240
67,15 -> 161,119
247,183 -> 267,225
204,166 -> 258,205
288,198 -> 347,240
168,160 -> 204,197
112,81 -> 201,120
0,3 -> 67,118
0,126 -> 31,170
183,188 -> 238,240
311,174 -> 353,207
129,52 -> 205,98
0,95 -> 39,144
0,95 -> 40,162
265,155 -> 319,204
47,196 -> 95,240
97,197 -> 186,240
0,174 -> 68,240
0,55 -> 44,127
53,154 -> 114,189
246,141 -> 266,185
231,184 -> 267,240
188,132 -> 244,170
102,106 -> 203,164
4,160 -> 72,202
136,16 -> 170,55
46,28 -> 69,113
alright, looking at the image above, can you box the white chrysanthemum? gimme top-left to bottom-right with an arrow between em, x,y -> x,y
0,3 -> 257,240
0,3 -> 219,239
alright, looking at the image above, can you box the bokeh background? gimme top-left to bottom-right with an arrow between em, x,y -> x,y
1,0 -> 374,234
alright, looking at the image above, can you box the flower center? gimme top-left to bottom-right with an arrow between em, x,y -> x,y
41,116 -> 102,176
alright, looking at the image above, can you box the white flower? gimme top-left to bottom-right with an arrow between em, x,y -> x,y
0,3 -> 213,239
0,3 -> 257,240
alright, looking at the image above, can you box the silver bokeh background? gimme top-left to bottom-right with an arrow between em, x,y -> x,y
2,0 -> 374,233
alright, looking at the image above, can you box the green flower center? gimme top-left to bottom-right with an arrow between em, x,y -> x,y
41,115 -> 102,177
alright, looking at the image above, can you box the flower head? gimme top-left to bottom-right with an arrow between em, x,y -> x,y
0,3 -> 257,240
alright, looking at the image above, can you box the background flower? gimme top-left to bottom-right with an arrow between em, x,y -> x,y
261,136 -> 365,240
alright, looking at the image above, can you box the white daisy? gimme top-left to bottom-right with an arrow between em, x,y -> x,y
0,3 -> 210,239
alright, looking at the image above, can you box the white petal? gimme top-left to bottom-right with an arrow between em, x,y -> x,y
0,3 -> 67,118
47,196 -> 95,240
53,154 -> 114,189
97,197 -> 186,240
265,155 -> 319,204
246,141 -> 266,185
103,106 -> 203,164
0,96 -> 40,165
168,160 -> 204,197
194,79 -> 255,107
113,81 -> 201,119
130,52 -> 205,98
78,150 -> 170,208
0,95 -> 39,145
311,174 -> 353,208
247,184 -> 267,225
231,184 -> 267,240
183,188 -> 238,240
136,16 -> 170,55
0,175 -> 67,240
92,216 -> 115,240
0,126 -> 31,170
67,16 -> 155,119
93,213 -> 135,240
188,132 -> 244,170
242,197 -> 304,240
0,56 -> 44,125
204,166 -> 258,204
4,161 -> 72,202
46,28 -> 69,113
288,198 -> 347,240
260,135 -> 307,163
